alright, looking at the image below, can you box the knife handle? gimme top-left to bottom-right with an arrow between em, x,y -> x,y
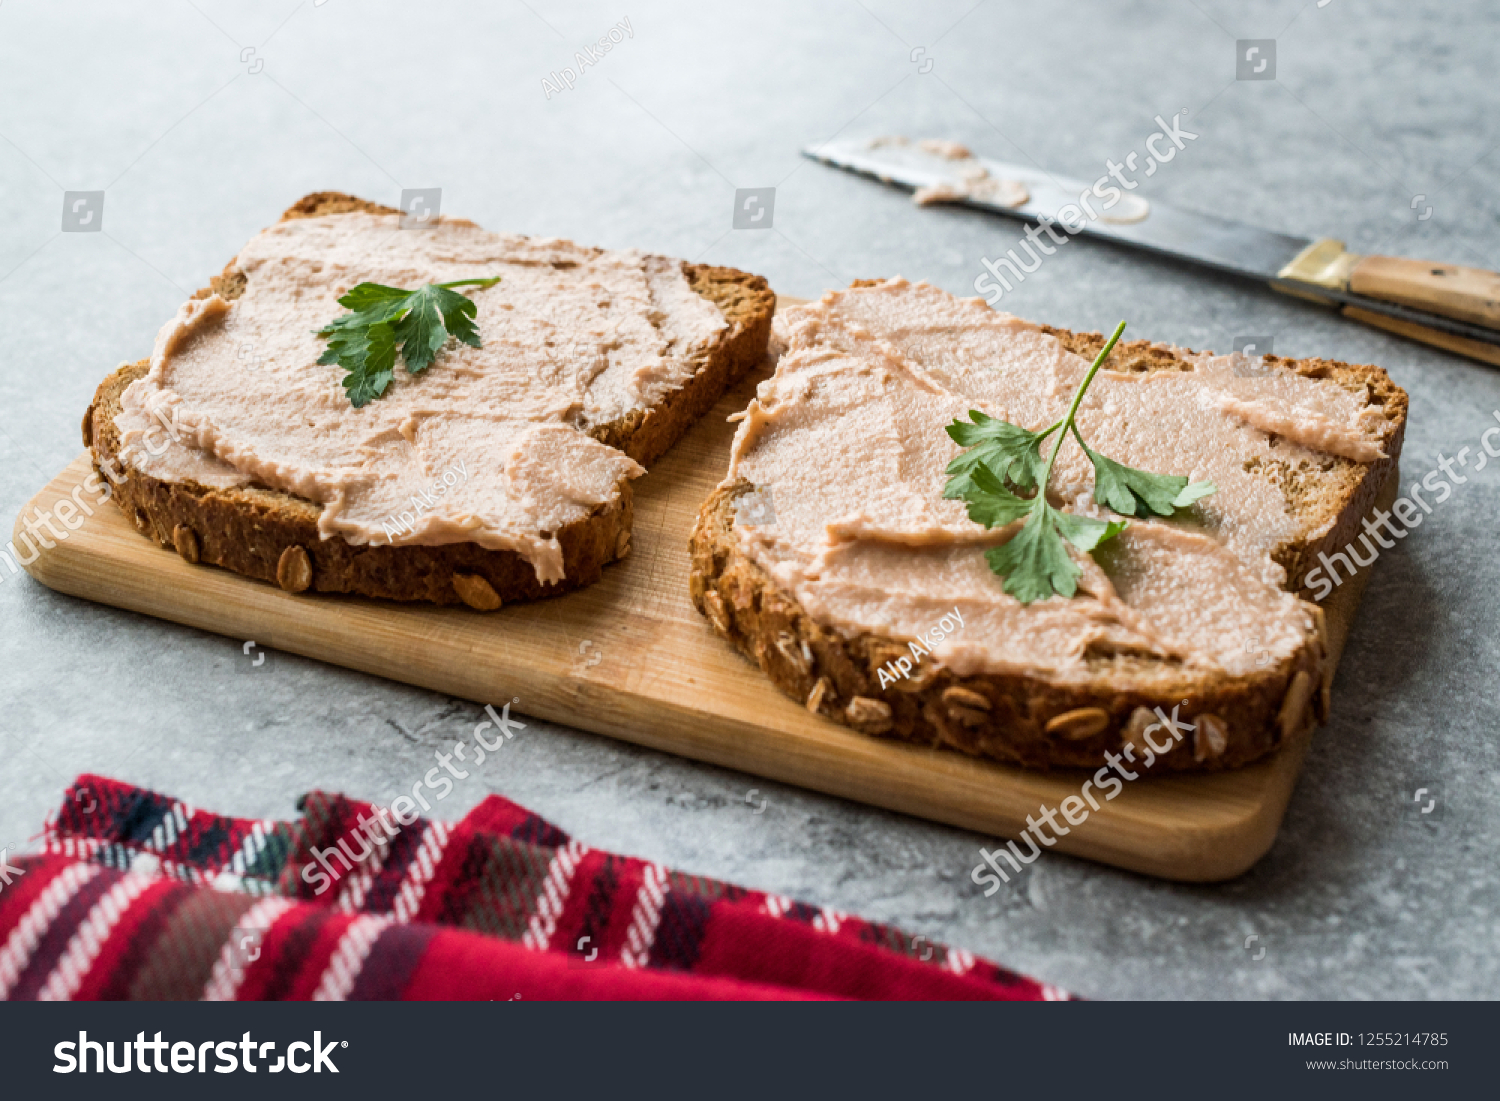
1347,255 -> 1500,330
1277,239 -> 1500,365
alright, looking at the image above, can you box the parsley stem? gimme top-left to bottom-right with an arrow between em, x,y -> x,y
1039,320 -> 1127,488
436,278 -> 502,290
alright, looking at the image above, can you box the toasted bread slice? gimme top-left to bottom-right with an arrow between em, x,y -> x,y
85,192 -> 774,607
690,280 -> 1407,771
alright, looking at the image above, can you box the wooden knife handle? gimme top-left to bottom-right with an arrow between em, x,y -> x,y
1348,255 -> 1500,330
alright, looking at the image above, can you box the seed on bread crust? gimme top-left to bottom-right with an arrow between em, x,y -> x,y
1046,707 -> 1110,741
774,632 -> 811,679
276,545 -> 312,593
806,676 -> 832,714
845,696 -> 893,734
947,705 -> 988,728
1124,706 -> 1155,737
82,406 -> 94,449
1309,604 -> 1329,654
1116,706 -> 1158,757
942,686 -> 991,728
890,660 -> 939,692
703,589 -> 731,636
1279,670 -> 1314,740
452,572 -> 503,611
942,686 -> 990,711
172,524 -> 200,564
616,530 -> 631,559
1194,714 -> 1229,762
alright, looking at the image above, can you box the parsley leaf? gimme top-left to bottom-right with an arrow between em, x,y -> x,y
984,503 -> 1130,603
944,321 -> 1216,604
943,411 -> 1057,499
958,463 -> 1035,528
315,277 -> 500,407
338,323 -> 396,406
1075,427 -> 1217,518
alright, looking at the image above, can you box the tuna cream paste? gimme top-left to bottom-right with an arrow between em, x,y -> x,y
726,279 -> 1388,681
116,211 -> 726,583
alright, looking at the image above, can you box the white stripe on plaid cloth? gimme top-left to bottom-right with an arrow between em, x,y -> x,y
201,897 -> 296,1001
392,820 -> 449,923
312,915 -> 390,1001
0,863 -> 102,999
620,863 -> 668,969
522,839 -> 587,952
336,815 -> 396,914
36,872 -> 155,1000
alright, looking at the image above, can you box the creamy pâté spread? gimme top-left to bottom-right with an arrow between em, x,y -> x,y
869,135 -> 1030,209
726,279 -> 1387,680
116,211 -> 726,582
868,135 -> 1152,224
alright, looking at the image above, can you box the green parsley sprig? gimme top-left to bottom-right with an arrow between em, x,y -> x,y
943,321 -> 1216,604
316,277 -> 501,407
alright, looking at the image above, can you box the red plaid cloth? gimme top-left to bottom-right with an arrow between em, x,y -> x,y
0,775 -> 1067,1001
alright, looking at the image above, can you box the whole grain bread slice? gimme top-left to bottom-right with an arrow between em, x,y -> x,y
690,295 -> 1407,772
84,192 -> 774,607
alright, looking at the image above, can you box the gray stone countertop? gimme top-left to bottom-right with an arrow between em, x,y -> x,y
1,0 -> 1496,999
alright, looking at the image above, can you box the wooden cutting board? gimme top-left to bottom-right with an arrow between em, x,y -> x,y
14,304 -> 1385,881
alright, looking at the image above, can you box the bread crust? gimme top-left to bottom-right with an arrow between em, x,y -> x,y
85,193 -> 774,606
689,320 -> 1407,772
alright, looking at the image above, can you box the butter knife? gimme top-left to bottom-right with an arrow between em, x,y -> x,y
804,137 -> 1500,366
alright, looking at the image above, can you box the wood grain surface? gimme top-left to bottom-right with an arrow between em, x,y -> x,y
14,311 -> 1388,881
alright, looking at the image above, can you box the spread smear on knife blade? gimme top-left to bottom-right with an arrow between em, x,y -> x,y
866,135 -> 1150,224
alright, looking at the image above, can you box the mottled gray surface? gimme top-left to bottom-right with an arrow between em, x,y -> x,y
1,0 -> 1497,1000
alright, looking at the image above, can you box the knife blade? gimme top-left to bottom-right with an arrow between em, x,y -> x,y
803,137 -> 1500,363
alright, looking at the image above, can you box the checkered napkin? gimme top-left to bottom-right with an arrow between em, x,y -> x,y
0,775 -> 1067,1001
